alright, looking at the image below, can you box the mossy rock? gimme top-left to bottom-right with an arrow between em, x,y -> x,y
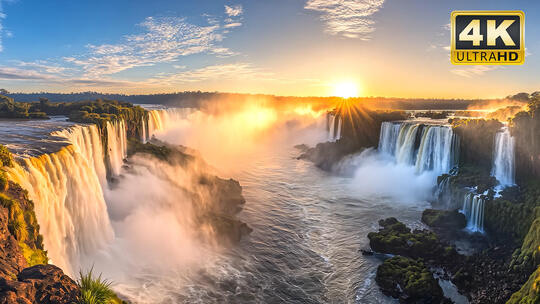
422,209 -> 466,229
368,218 -> 458,261
507,267 -> 540,304
0,145 -> 13,167
376,256 -> 450,303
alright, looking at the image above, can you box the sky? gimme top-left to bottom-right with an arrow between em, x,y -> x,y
0,0 -> 539,98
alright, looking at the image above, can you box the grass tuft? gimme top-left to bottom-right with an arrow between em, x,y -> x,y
77,267 -> 116,304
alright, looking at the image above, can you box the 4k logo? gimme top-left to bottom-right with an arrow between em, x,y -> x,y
451,11 -> 524,65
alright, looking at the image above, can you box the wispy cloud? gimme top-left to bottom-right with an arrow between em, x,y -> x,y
0,0 -> 6,52
225,5 -> 243,17
14,60 -> 70,75
65,16 -> 238,77
304,0 -> 385,39
149,62 -> 270,85
451,66 -> 498,78
0,67 -> 56,80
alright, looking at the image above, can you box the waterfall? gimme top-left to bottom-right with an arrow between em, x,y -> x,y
460,193 -> 485,233
141,118 -> 147,143
378,122 -> 458,174
491,127 -> 515,186
5,125 -> 115,275
147,108 -> 193,136
325,113 -> 341,141
106,120 -> 128,176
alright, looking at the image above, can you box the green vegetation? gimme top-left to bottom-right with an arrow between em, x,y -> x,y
0,95 -> 148,138
0,95 -> 48,119
0,191 -> 47,266
376,256 -> 449,303
507,268 -> 540,304
368,218 -> 457,260
77,268 -> 123,304
0,144 -> 13,167
127,139 -> 194,166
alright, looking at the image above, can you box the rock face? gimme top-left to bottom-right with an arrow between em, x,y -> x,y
0,265 -> 79,304
421,209 -> 466,229
128,139 -> 252,245
376,256 -> 450,304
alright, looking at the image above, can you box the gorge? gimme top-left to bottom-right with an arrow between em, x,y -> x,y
0,94 -> 539,303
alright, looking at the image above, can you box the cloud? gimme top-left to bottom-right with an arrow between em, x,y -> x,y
224,22 -> 242,28
451,66 -> 498,78
0,0 -> 6,52
0,67 -> 56,80
225,5 -> 243,17
15,60 -> 69,75
304,0 -> 385,39
65,16 -> 238,77
149,63 -> 271,85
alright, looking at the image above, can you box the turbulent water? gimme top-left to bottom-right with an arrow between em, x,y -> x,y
2,109 -> 465,303
378,121 -> 458,175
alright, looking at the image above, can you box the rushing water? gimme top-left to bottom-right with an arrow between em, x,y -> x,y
378,121 -> 458,175
461,192 -> 485,233
161,146 -> 428,304
491,127 -> 515,186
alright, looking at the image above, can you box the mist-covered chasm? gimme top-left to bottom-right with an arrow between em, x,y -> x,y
6,97 -> 468,303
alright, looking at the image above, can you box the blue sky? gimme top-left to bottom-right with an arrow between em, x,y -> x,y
0,0 -> 539,98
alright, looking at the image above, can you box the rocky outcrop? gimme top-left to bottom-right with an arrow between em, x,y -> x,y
128,139 -> 252,245
376,256 -> 451,304
368,218 -> 458,262
0,265 -> 79,304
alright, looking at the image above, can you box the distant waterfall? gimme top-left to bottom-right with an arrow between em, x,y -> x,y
491,127 -> 515,186
106,120 -> 127,176
5,125 -> 115,275
461,193 -> 485,233
147,108 -> 193,136
378,122 -> 458,174
326,113 -> 341,141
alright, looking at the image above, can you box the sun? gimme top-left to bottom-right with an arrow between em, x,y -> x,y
333,82 -> 359,99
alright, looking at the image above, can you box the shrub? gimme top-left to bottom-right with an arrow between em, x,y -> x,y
77,268 -> 116,304
0,145 -> 13,167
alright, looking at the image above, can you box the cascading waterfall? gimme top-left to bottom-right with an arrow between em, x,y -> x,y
326,113 -> 341,141
461,192 -> 485,233
5,125 -> 115,275
2,110 -> 193,278
106,120 -> 128,176
141,118 -> 147,143
147,108 -> 193,136
491,127 -> 515,186
378,122 -> 458,174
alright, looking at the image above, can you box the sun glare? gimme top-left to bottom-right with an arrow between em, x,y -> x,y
333,82 -> 359,99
